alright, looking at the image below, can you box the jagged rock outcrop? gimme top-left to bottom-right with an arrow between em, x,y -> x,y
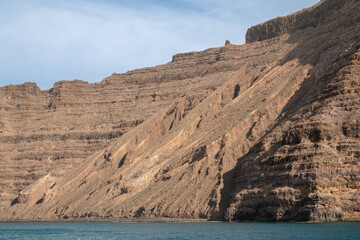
245,0 -> 359,43
1,0 -> 359,221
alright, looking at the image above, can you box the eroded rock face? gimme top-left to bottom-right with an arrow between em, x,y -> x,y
245,0 -> 358,43
1,0 -> 359,221
226,44 -> 360,222
0,26 -> 289,215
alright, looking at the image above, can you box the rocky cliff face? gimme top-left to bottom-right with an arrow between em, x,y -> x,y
0,44 -> 268,213
0,26 -> 287,215
1,0 -> 359,221
245,0 -> 358,43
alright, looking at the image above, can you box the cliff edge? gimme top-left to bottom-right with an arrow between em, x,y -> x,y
246,0 -> 358,43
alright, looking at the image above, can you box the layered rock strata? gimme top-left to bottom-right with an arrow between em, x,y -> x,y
1,0 -> 359,221
0,25 -> 288,214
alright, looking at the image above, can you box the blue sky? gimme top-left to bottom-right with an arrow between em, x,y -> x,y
0,0 -> 319,90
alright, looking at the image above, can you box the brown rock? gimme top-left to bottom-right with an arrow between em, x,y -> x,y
1,0 -> 359,222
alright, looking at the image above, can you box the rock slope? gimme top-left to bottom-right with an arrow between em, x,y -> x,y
2,0 -> 360,221
1,41 -> 272,213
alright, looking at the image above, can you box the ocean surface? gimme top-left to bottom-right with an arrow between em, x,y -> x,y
0,222 -> 359,240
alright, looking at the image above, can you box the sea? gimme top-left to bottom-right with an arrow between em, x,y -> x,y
0,222 -> 359,240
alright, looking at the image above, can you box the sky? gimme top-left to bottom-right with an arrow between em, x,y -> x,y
0,0 -> 319,90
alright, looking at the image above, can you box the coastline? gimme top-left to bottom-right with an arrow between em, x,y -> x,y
0,217 -> 210,223
1,217 -> 359,223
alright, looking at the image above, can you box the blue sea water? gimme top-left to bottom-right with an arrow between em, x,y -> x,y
0,222 -> 359,240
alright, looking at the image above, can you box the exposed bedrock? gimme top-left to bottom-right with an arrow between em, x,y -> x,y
1,0 -> 359,221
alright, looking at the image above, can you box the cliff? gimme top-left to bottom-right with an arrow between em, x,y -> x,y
1,0 -> 359,222
0,27 -> 287,216
245,0 -> 358,43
